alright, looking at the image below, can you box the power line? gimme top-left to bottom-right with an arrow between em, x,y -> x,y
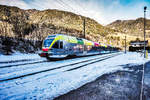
55,0 -> 87,38
58,0 -> 81,15
74,0 -> 87,14
55,0 -> 69,11
55,0 -> 72,34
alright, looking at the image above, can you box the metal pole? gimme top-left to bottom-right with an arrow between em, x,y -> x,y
140,6 -> 147,100
144,6 -> 147,58
66,29 -> 68,35
125,35 -> 126,54
55,27 -> 56,34
83,18 -> 86,53
83,19 -> 85,39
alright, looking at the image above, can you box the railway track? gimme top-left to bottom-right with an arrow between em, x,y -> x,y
0,52 -> 116,69
0,59 -> 35,64
0,52 -> 122,82
0,52 -> 118,77
0,60 -> 48,68
66,54 -> 118,71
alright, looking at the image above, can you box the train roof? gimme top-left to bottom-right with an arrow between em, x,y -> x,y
47,34 -> 94,46
46,34 -> 113,47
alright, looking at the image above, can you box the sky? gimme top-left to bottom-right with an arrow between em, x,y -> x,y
0,0 -> 150,25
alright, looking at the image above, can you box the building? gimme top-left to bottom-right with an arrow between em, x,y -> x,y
129,40 -> 149,51
130,40 -> 148,47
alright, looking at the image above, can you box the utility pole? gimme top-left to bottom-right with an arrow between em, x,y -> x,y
144,6 -> 147,58
83,18 -> 85,39
83,18 -> 86,53
140,6 -> 147,100
66,29 -> 68,35
53,27 -> 56,34
125,35 -> 126,54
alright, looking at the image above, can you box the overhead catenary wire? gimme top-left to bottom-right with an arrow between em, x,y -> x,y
55,0 -> 70,11
73,0 -> 87,39
53,0 -> 71,34
74,0 -> 88,14
54,0 -> 89,39
55,0 -> 86,37
59,0 -> 87,38
58,0 -> 81,15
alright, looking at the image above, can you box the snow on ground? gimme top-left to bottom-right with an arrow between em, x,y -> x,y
0,53 -> 114,76
0,52 -> 150,100
0,52 -> 43,62
144,61 -> 150,86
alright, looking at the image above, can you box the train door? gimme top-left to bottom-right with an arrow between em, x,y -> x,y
52,40 -> 64,55
59,40 -> 65,55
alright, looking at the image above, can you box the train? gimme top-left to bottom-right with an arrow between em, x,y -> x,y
39,34 -> 118,59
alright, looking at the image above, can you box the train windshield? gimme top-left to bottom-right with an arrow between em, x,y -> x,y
43,39 -> 54,47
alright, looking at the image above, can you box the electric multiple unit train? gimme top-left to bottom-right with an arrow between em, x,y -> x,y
39,34 -> 118,59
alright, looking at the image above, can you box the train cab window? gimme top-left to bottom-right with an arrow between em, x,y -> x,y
43,39 -> 54,47
53,41 -> 59,48
60,41 -> 63,49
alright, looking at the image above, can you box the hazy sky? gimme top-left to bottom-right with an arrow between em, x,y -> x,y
0,0 -> 150,25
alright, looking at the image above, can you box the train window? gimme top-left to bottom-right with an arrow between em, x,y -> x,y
77,38 -> 84,45
47,35 -> 56,38
43,39 -> 54,47
60,41 -> 63,49
53,41 -> 59,48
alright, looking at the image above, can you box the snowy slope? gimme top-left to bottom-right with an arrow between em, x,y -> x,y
0,52 -> 150,100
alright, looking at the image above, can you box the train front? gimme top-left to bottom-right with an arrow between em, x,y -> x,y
39,35 -> 55,58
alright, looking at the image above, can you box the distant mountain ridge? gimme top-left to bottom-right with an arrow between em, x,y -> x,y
0,5 -> 114,41
107,18 -> 150,37
0,5 -> 116,54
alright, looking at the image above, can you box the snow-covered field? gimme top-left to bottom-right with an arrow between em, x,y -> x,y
0,53 -> 43,62
0,52 -> 150,100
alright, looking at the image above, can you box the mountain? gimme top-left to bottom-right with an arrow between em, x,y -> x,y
0,5 -> 115,40
1,5 -> 149,54
107,18 -> 150,37
0,5 -> 119,54
106,18 -> 150,50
